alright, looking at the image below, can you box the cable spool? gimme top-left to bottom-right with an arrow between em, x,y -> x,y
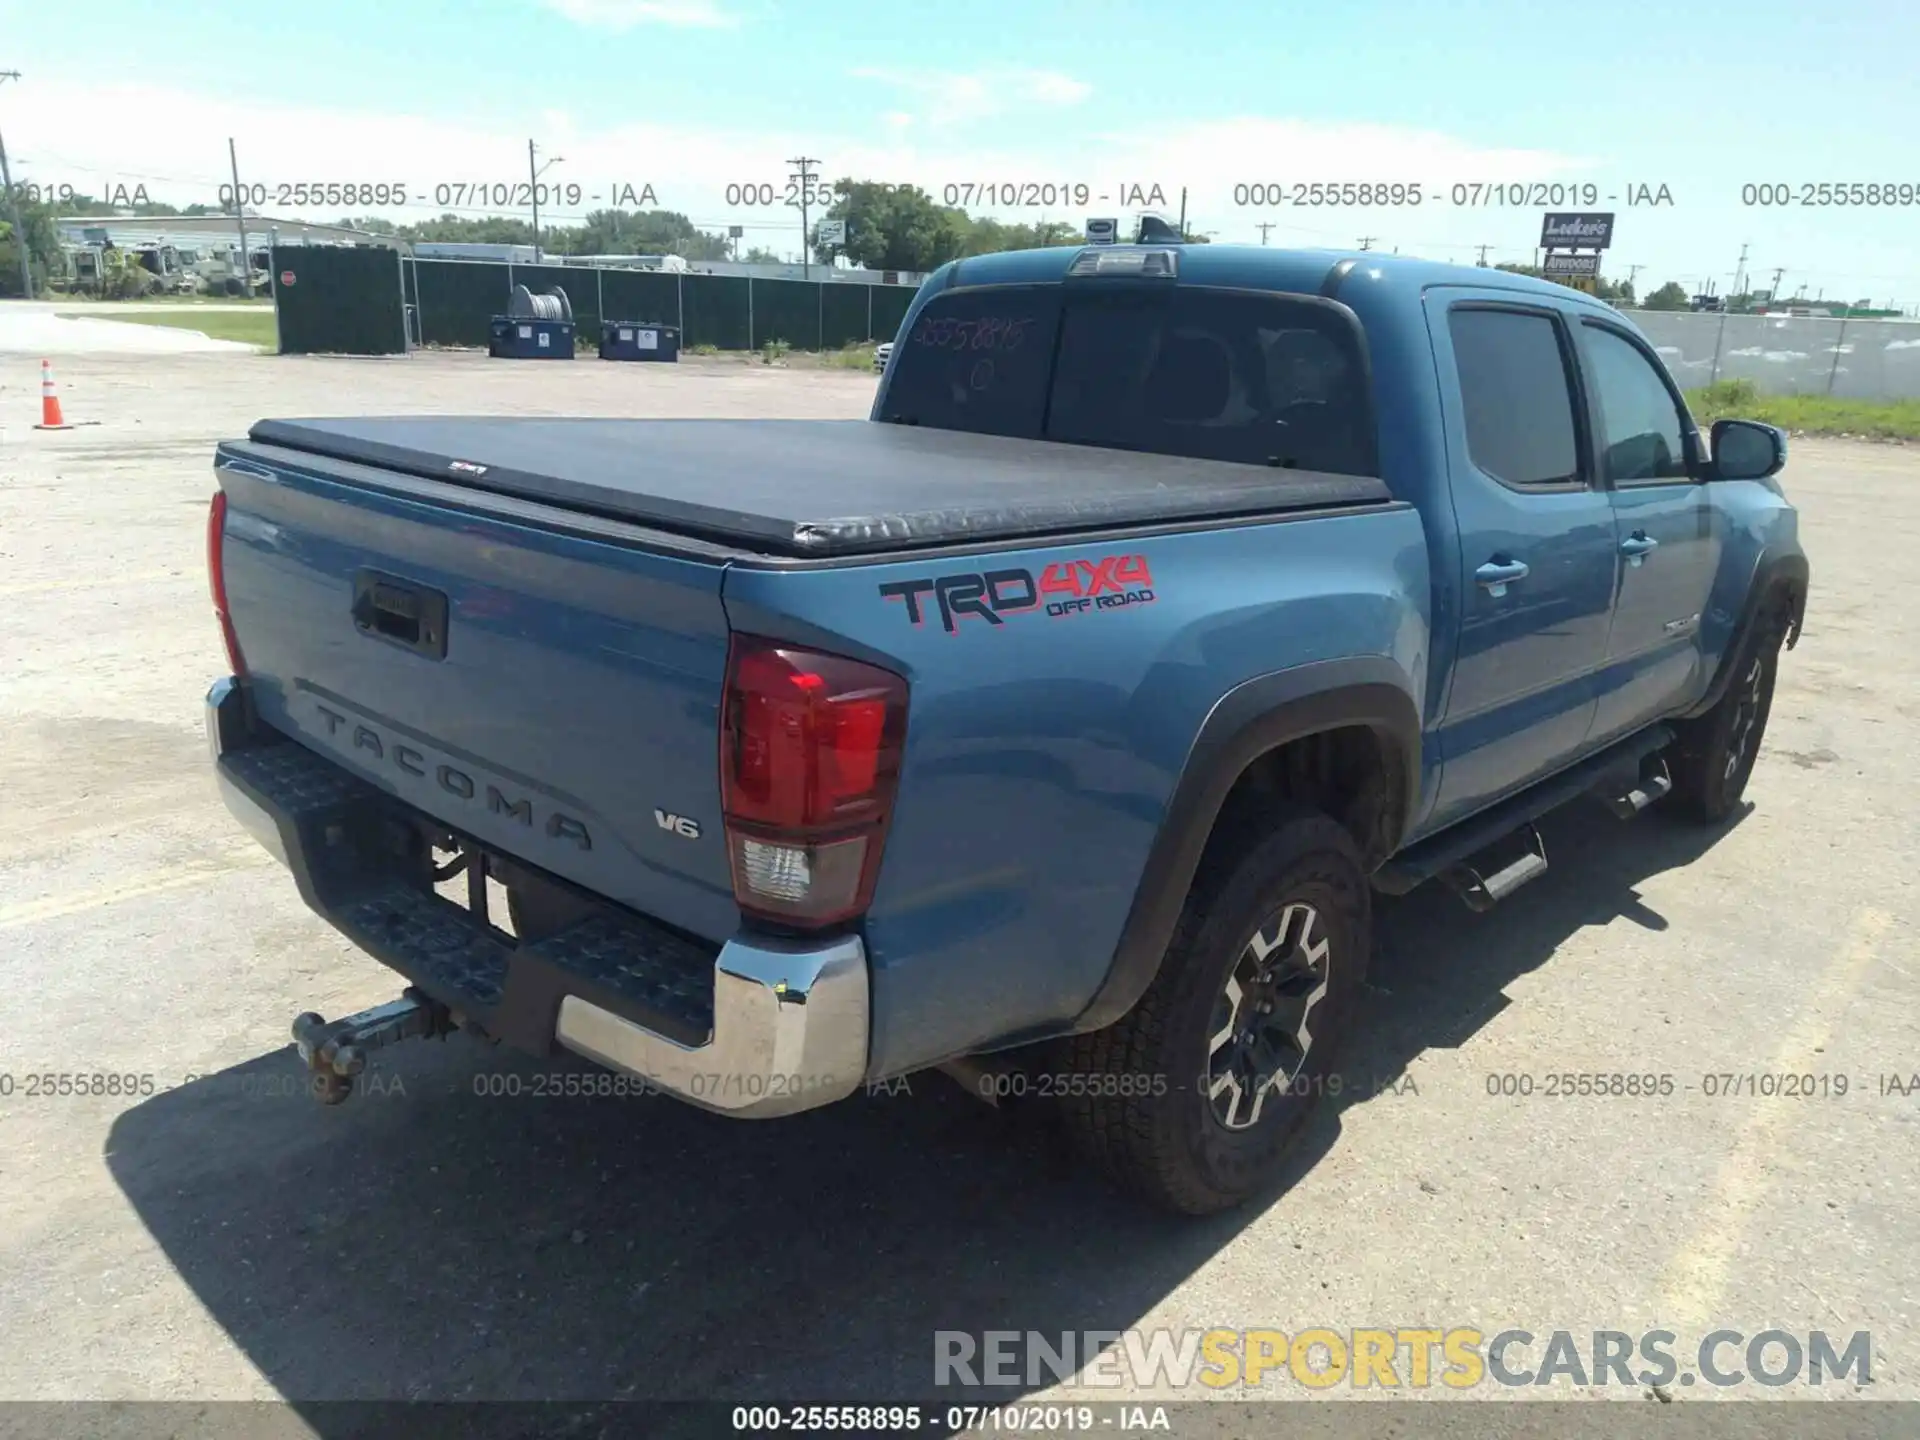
508,283 -> 573,322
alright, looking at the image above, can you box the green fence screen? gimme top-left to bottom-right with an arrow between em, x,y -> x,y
278,253 -> 921,356
273,245 -> 406,355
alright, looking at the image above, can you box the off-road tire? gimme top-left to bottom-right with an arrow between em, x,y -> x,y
1666,605 -> 1789,823
1060,805 -> 1370,1216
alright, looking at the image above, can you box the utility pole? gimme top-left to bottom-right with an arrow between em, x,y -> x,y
1357,235 -> 1377,251
529,139 -> 541,262
787,155 -> 819,280
0,70 -> 31,300
1474,243 -> 1493,266
227,137 -> 251,296
527,140 -> 563,264
1768,266 -> 1785,302
1732,241 -> 1749,301
1178,186 -> 1187,239
1626,263 -> 1644,291
1256,222 -> 1275,245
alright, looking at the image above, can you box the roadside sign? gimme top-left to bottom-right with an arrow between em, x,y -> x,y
728,225 -> 744,238
280,270 -> 296,286
816,219 -> 847,246
1540,212 -> 1614,249
1541,252 -> 1601,277
1086,217 -> 1119,245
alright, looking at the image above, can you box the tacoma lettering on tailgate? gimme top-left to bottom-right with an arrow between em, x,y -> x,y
879,553 -> 1156,634
313,702 -> 593,850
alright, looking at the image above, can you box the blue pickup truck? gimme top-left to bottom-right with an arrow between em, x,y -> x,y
205,243 -> 1807,1214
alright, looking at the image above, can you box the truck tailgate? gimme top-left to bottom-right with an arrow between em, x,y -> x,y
214,444 -> 738,944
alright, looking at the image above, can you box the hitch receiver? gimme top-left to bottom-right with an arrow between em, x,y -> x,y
292,989 -> 454,1104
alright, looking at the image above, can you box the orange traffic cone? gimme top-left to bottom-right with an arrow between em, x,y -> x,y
35,359 -> 74,431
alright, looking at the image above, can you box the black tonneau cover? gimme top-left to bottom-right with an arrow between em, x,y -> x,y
246,417 -> 1392,558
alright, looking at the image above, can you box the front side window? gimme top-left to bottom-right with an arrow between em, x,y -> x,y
1581,324 -> 1691,483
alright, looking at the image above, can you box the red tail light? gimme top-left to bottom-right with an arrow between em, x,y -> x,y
720,635 -> 908,928
207,489 -> 247,675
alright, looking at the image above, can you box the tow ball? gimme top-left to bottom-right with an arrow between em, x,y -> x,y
291,989 -> 455,1104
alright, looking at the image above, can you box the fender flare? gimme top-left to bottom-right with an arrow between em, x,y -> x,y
1071,657 -> 1423,1034
1679,550 -> 1810,721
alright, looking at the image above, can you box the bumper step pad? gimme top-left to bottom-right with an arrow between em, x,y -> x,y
221,737 -> 717,1050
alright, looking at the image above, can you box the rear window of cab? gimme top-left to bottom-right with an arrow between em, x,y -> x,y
878,283 -> 1378,477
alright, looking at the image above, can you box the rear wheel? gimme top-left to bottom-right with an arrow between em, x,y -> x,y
1666,607 -> 1787,823
1060,805 -> 1369,1215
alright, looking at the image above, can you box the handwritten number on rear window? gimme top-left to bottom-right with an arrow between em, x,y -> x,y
912,316 -> 1031,352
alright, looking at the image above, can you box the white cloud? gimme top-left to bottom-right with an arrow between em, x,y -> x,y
850,67 -> 1093,125
3,80 -> 1603,262
539,0 -> 736,29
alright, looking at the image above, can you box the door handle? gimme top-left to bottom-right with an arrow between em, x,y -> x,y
352,569 -> 449,660
1474,558 -> 1530,597
1620,532 -> 1660,566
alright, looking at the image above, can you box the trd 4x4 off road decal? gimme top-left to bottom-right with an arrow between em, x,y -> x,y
879,554 -> 1156,634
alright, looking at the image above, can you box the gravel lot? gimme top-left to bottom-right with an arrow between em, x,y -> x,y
1,344 -> 1916,1432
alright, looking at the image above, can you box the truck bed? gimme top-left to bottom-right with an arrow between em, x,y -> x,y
242,417 -> 1392,558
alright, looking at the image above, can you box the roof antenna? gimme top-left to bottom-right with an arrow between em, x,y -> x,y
1136,214 -> 1185,245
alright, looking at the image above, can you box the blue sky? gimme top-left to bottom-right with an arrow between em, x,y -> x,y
4,0 -> 1917,303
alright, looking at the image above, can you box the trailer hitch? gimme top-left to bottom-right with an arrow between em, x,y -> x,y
291,989 -> 455,1104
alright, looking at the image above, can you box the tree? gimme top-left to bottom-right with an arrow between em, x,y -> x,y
323,208 -> 730,259
824,181 -> 966,273
1642,281 -> 1690,311
1493,259 -> 1632,301
566,208 -> 728,259
742,246 -> 783,264
0,197 -> 61,297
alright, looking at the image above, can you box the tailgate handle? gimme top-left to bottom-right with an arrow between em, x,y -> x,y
352,570 -> 449,660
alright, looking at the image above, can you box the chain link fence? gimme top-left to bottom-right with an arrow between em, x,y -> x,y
1632,311 -> 1920,399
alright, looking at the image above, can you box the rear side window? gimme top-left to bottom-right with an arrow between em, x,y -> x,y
1448,308 -> 1582,488
880,283 -> 1377,476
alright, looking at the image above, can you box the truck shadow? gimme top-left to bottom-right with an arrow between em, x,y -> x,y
104,799 -> 1748,1422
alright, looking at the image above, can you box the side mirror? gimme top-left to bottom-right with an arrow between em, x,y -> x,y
1707,418 -> 1787,481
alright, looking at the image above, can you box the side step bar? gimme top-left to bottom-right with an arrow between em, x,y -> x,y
1443,823 -> 1549,913
1375,724 -> 1675,902
1602,755 -> 1672,818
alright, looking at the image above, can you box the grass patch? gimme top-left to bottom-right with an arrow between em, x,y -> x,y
678,343 -> 882,370
819,343 -> 879,370
1685,380 -> 1920,440
59,309 -> 278,348
110,294 -> 273,306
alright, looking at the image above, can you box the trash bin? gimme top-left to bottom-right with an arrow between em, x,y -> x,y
599,321 -> 680,362
488,316 -> 575,359
489,284 -> 576,359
